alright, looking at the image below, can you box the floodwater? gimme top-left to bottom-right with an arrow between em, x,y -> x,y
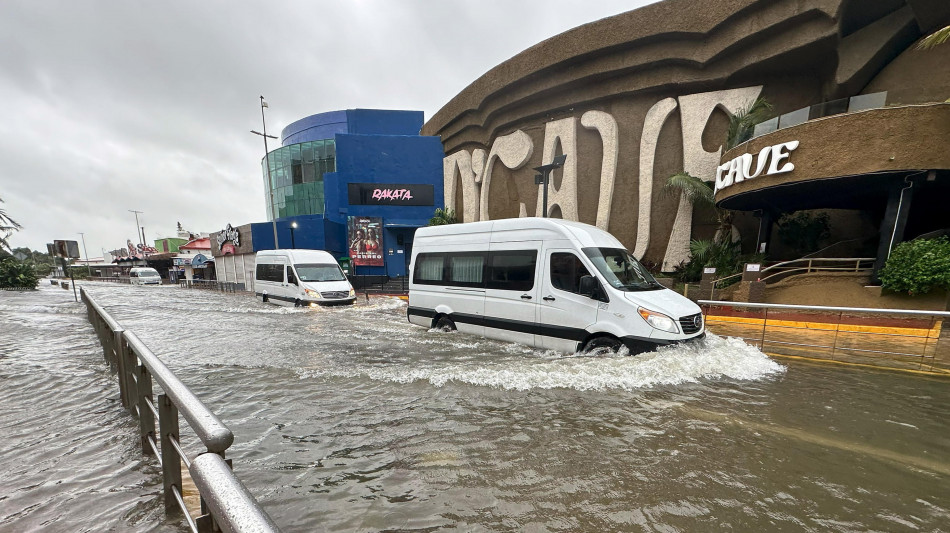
1,282 -> 948,532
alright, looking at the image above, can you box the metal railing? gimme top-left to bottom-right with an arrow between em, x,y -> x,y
755,257 -> 874,284
81,288 -> 280,532
179,279 -> 241,293
699,300 -> 950,373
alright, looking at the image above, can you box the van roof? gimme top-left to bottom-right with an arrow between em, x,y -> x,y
255,249 -> 336,261
415,217 -> 624,248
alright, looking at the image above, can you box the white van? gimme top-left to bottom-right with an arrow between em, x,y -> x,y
255,249 -> 356,306
407,218 -> 704,354
129,267 -> 162,285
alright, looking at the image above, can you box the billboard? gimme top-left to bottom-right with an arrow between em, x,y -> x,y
53,240 -> 80,259
347,216 -> 384,267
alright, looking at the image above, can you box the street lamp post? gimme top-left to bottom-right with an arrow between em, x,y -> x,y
290,221 -> 297,249
78,232 -> 91,276
533,154 -> 568,218
251,96 -> 280,250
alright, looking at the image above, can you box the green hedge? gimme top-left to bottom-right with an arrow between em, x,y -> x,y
0,258 -> 39,289
879,237 -> 950,295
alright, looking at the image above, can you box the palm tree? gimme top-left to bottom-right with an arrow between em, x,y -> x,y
664,172 -> 737,244
917,24 -> 949,49
726,97 -> 773,150
427,207 -> 459,226
0,196 -> 23,253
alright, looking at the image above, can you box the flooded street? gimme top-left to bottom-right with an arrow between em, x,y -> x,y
2,282 -> 949,532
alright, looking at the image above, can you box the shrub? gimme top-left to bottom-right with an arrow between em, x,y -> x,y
777,211 -> 830,254
879,237 -> 950,295
0,258 -> 39,289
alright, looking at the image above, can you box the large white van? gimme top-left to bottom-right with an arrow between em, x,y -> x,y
129,267 -> 162,285
408,218 -> 704,354
255,249 -> 356,306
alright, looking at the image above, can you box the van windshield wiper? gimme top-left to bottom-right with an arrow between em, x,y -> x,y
620,282 -> 665,291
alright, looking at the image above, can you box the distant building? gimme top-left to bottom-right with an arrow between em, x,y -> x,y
212,109 -> 444,291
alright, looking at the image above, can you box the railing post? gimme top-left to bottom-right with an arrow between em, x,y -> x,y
830,310 -> 843,359
113,328 -> 128,405
158,393 -> 183,516
137,364 -> 155,454
760,307 -> 768,350
123,334 -> 139,415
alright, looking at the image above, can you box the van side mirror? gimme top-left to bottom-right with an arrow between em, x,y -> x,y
579,275 -> 608,303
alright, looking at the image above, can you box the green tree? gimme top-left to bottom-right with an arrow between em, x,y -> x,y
428,208 -> 459,226
0,258 -> 38,289
0,195 -> 23,253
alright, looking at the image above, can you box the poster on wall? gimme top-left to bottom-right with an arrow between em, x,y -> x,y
347,216 -> 384,266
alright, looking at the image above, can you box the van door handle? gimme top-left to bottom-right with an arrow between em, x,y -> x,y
543,296 -> 556,301
521,294 -> 532,300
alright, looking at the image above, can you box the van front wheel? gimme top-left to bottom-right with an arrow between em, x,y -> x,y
582,336 -> 624,356
262,293 -> 268,303
434,316 -> 456,332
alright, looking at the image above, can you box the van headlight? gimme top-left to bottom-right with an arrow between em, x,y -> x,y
305,288 -> 321,298
637,307 -> 679,333
348,288 -> 355,297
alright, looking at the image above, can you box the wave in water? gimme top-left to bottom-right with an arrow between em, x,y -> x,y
297,333 -> 784,391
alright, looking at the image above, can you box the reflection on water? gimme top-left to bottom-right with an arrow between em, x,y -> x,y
1,281 -> 948,532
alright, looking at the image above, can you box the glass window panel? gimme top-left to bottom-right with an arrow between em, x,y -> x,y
314,140 -> 326,161
326,140 -> 335,160
303,162 -> 315,183
489,251 -> 537,291
450,255 -> 484,284
415,254 -> 444,282
549,253 -> 590,294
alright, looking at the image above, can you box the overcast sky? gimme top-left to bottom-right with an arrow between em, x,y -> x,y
0,0 -> 655,257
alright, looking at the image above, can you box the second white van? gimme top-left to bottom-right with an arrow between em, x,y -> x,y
255,249 -> 356,306
407,218 -> 704,355
129,267 -> 162,285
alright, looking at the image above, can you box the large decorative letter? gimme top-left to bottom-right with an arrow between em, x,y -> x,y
478,130 -> 534,221
535,118 -> 578,220
443,150 -> 480,223
581,111 -> 619,230
633,98 -> 678,259
661,86 -> 763,271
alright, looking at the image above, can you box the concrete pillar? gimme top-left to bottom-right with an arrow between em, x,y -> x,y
872,178 -> 916,283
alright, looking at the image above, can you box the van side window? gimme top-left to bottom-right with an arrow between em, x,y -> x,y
414,254 -> 445,284
488,251 -> 536,291
256,263 -> 284,283
286,266 -> 297,285
449,254 -> 484,286
550,253 -> 591,294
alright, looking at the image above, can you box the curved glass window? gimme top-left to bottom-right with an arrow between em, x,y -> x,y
262,139 -> 336,220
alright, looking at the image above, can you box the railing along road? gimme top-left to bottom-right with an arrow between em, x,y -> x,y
699,300 -> 950,373
81,287 -> 279,532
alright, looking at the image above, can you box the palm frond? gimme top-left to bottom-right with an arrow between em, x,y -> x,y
664,172 -> 715,207
917,24 -> 950,50
726,97 -> 773,150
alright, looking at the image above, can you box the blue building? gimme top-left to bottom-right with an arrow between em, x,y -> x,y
211,109 -> 444,288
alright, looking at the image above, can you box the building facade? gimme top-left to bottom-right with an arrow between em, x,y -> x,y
213,109 -> 445,289
422,0 -> 950,274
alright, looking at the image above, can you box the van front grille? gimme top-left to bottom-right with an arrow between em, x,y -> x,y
679,313 -> 703,334
321,291 -> 349,299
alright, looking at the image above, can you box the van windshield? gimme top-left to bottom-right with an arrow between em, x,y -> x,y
582,248 -> 664,291
294,264 -> 346,282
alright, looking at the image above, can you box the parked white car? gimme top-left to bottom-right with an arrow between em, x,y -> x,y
255,249 -> 355,307
407,218 -> 704,354
129,267 -> 162,286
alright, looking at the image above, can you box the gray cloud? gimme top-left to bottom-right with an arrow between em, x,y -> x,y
0,0 -> 654,257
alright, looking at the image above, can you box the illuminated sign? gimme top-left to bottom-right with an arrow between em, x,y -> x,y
715,140 -> 799,193
347,183 -> 434,206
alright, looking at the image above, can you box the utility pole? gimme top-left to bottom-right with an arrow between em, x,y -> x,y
251,96 -> 280,250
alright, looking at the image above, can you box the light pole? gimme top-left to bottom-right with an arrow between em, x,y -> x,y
290,221 -> 297,249
534,154 -> 567,218
251,95 -> 280,250
129,210 -> 143,247
77,232 -> 91,276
